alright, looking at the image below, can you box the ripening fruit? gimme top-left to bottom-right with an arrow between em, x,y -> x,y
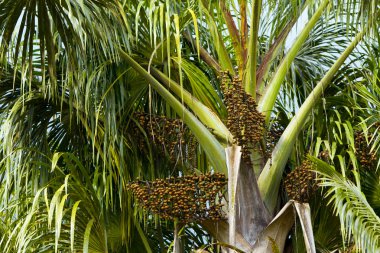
127,172 -> 227,223
284,160 -> 318,203
219,72 -> 265,167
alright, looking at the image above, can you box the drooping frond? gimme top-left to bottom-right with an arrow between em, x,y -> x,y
0,0 -> 128,99
311,156 -> 380,252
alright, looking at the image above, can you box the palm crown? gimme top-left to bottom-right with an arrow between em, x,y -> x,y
0,0 -> 380,252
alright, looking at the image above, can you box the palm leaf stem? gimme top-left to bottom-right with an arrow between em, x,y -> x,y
200,0 -> 235,74
183,32 -> 221,73
119,49 -> 227,173
255,10 -> 302,94
239,0 -> 248,63
244,0 -> 262,98
150,67 -> 233,143
257,0 -> 330,124
258,18 -> 374,214
219,0 -> 244,77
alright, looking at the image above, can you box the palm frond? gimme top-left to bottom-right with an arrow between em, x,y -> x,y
311,156 -> 380,252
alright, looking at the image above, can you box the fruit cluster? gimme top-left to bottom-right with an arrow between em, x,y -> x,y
220,71 -> 265,165
128,173 -> 227,222
284,160 -> 318,202
265,122 -> 284,157
354,131 -> 377,171
318,149 -> 330,162
133,112 -> 197,167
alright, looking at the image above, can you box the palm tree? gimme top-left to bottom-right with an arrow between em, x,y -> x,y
0,0 -> 379,252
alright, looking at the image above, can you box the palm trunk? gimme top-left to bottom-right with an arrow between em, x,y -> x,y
202,146 -> 270,250
226,146 -> 241,251
173,221 -> 183,253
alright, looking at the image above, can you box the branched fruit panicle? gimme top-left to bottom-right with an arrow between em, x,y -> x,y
284,160 -> 318,203
354,131 -> 377,171
219,71 -> 265,166
132,112 -> 198,167
127,173 -> 227,223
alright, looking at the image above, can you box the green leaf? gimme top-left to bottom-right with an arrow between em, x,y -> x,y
150,68 -> 231,142
71,201 -> 82,252
55,194 -> 69,253
49,185 -> 66,229
258,0 -> 329,123
258,19 -> 372,213
119,49 -> 227,173
83,219 -> 95,253
312,156 -> 380,252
